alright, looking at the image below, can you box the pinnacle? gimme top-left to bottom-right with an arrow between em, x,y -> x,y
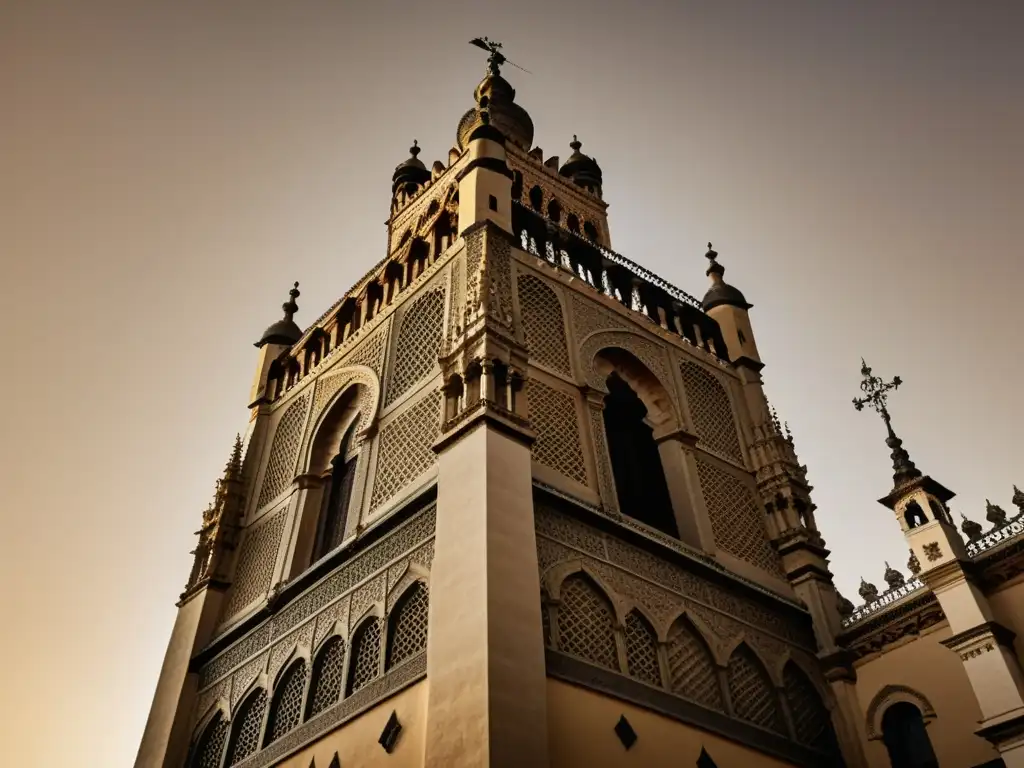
225,434 -> 243,479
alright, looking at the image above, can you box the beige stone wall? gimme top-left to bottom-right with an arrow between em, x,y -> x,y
984,577 -> 1024,646
275,680 -> 427,768
547,679 -> 799,767
852,623 -> 999,767
509,250 -> 791,595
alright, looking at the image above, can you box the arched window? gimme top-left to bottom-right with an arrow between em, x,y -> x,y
529,185 -> 543,211
603,372 -> 678,537
226,688 -> 267,765
624,610 -> 661,687
547,199 -> 562,223
314,421 -> 359,561
265,660 -> 307,744
386,582 -> 430,670
347,617 -> 382,696
584,221 -> 598,241
904,501 -> 928,529
190,712 -> 229,768
557,574 -> 618,670
665,616 -> 723,711
881,702 -> 939,768
726,644 -> 785,734
308,636 -> 345,718
566,213 -> 580,234
782,662 -> 839,755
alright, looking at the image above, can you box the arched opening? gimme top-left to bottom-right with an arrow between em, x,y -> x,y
904,501 -> 928,530
511,170 -> 523,200
265,659 -> 307,744
881,702 -> 939,768
556,573 -> 618,671
584,220 -> 598,241
189,712 -> 228,768
384,260 -> 404,304
347,617 -> 382,696
307,635 -> 345,719
566,213 -> 580,234
547,198 -> 562,223
432,211 -> 453,258
385,581 -> 430,670
313,417 -> 359,562
602,371 -> 678,537
226,688 -> 267,765
408,238 -> 429,282
529,185 -> 543,211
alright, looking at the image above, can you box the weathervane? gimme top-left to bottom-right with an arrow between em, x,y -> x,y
469,37 -> 532,75
853,359 -> 920,486
852,359 -> 902,428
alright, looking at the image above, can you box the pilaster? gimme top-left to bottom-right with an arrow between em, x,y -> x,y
424,407 -> 549,767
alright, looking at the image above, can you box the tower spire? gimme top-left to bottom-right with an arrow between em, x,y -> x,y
256,281 -> 303,348
853,359 -> 920,488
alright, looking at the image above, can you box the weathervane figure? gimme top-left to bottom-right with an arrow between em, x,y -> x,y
469,37 -> 532,76
853,358 -> 902,428
854,359 -> 920,486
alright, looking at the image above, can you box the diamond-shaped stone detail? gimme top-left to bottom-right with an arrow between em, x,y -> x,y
379,710 -> 402,753
696,746 -> 719,768
614,714 -> 637,750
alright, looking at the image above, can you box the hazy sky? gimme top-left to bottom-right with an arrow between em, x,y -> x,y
2,1 -> 1021,765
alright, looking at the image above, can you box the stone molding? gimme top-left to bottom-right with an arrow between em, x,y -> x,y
546,650 -> 829,768
864,684 -> 937,741
196,503 -> 436,689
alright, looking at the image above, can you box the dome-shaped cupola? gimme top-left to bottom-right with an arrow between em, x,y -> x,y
559,135 -> 603,196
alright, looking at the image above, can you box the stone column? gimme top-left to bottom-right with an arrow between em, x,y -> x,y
424,413 -> 549,768
654,428 -> 716,552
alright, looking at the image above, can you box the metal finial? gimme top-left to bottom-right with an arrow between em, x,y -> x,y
570,135 -> 582,152
409,140 -> 420,157
282,281 -> 300,321
853,359 -> 919,486
705,242 -> 724,278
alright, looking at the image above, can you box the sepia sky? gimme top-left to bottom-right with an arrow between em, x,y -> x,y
2,1 -> 1022,764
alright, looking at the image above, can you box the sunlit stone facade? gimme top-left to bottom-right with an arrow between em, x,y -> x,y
136,47 -> 1024,768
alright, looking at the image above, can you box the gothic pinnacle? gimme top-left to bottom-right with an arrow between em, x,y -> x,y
986,499 -> 1008,528
225,434 -> 243,479
960,512 -> 983,541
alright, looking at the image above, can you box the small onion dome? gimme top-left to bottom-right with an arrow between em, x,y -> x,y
256,282 -> 303,348
456,71 -> 533,152
701,242 -> 751,312
960,512 -> 983,541
392,140 -> 431,195
559,136 -> 603,189
858,577 -> 879,603
986,499 -> 1009,528
883,562 -> 905,591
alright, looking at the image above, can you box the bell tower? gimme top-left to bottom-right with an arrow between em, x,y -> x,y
855,360 -> 1024,766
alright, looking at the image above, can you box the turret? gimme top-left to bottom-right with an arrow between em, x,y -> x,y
701,244 -> 760,367
854,360 -> 1024,764
250,282 -> 302,406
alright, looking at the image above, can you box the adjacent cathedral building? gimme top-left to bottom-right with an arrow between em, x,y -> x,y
135,48 -> 1024,768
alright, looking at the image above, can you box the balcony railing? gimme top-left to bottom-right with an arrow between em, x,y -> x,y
512,202 -> 729,362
